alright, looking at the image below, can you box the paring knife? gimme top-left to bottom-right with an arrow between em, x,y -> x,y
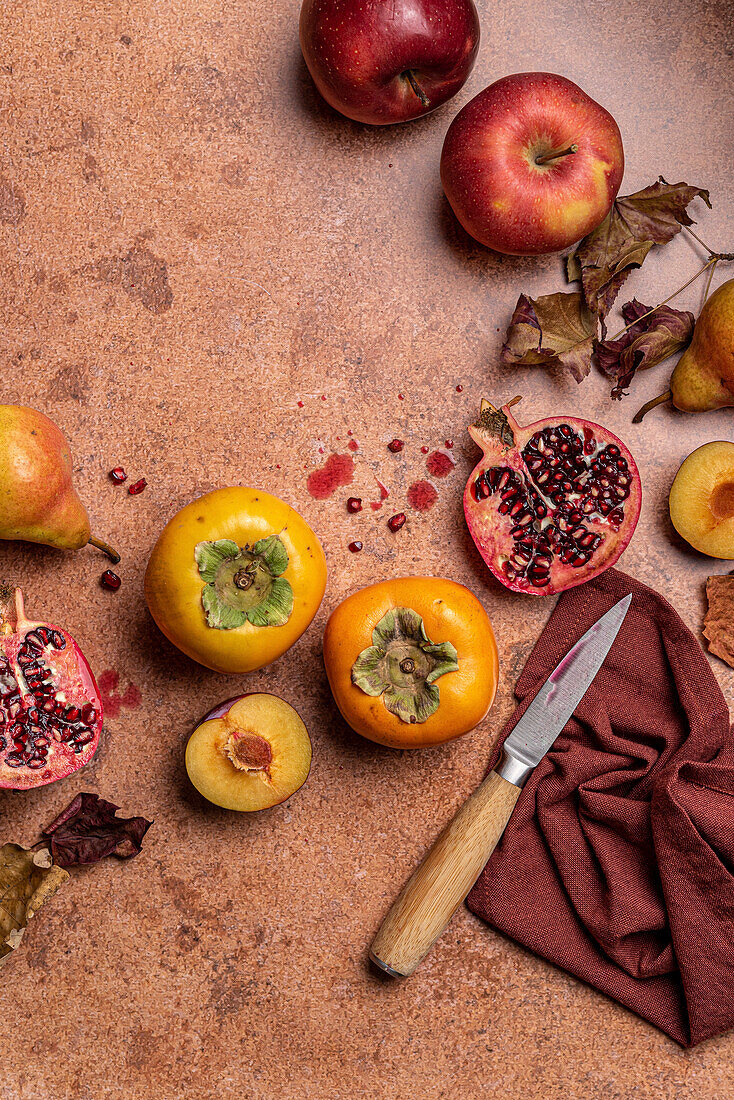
370,593 -> 632,978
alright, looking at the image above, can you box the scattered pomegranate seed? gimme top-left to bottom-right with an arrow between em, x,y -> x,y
348,541 -> 363,553
128,478 -> 147,495
346,497 -> 363,514
397,393 -> 405,400
388,513 -> 406,532
109,467 -> 127,484
297,400 -> 304,408
388,439 -> 404,453
456,385 -> 463,393
421,446 -> 429,454
101,571 -> 121,591
445,439 -> 454,449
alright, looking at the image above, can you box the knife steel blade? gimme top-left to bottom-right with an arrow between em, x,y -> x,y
495,592 -> 632,787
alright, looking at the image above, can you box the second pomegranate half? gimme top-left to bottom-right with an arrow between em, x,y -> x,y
464,400 -> 641,595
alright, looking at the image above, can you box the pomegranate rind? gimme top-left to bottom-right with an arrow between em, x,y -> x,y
464,406 -> 642,596
0,617 -> 102,790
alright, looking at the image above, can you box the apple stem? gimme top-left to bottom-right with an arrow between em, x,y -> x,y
403,70 -> 429,109
88,535 -> 121,564
632,390 -> 672,423
535,144 -> 578,166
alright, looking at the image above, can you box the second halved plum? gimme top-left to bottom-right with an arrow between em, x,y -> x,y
186,693 -> 312,811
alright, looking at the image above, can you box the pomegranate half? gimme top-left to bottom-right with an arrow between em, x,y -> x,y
0,588 -> 102,789
464,399 -> 641,596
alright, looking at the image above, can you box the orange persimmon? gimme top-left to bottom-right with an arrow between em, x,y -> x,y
323,577 -> 498,749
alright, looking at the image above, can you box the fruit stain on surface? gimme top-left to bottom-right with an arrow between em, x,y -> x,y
306,453 -> 355,499
426,450 -> 456,478
370,478 -> 390,511
407,480 -> 439,512
97,670 -> 142,719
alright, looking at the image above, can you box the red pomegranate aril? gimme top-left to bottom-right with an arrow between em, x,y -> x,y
346,497 -> 363,514
388,513 -> 406,532
101,570 -> 122,591
109,467 -> 128,484
128,478 -> 147,495
388,439 -> 404,453
65,706 -> 80,721
348,541 -> 363,553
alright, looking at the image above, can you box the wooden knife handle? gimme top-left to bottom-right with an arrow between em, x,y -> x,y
370,769 -> 521,977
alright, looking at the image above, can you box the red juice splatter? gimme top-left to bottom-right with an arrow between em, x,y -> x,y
370,478 -> 390,511
426,451 -> 455,478
347,439 -> 359,452
98,670 -> 142,719
307,453 -> 355,499
407,481 -> 438,512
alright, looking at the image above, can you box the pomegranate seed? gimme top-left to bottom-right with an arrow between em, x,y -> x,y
346,497 -> 363,514
387,439 -> 404,453
348,541 -> 363,553
109,467 -> 127,484
129,478 -> 147,495
101,570 -> 122,591
387,513 -> 406,532
81,704 -> 98,725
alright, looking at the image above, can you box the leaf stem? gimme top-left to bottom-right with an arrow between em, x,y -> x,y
604,257 -> 717,343
682,224 -> 734,261
701,258 -> 718,306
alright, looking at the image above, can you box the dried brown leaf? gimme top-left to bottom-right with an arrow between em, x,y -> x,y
704,575 -> 734,669
43,793 -> 153,867
568,178 -> 711,323
500,291 -> 597,383
595,299 -> 695,398
0,844 -> 69,965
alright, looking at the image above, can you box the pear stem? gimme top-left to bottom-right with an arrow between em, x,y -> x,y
632,390 -> 672,423
403,70 -> 429,109
535,144 -> 578,165
88,535 -> 121,565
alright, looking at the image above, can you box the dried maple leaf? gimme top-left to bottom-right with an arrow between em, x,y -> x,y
0,844 -> 69,965
703,575 -> 734,669
500,291 -> 597,382
595,299 -> 694,398
567,178 -> 711,324
42,793 -> 153,868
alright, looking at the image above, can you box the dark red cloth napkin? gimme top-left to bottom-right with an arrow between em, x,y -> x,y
466,568 -> 734,1047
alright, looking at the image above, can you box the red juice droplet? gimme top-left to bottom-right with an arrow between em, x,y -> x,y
407,480 -> 438,512
347,439 -> 359,452
370,478 -> 390,510
297,400 -> 304,408
426,451 -> 455,478
306,454 -> 355,499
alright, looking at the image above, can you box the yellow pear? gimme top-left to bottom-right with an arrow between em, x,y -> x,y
634,278 -> 734,421
0,406 -> 119,561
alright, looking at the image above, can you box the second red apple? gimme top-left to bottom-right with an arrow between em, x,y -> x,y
440,73 -> 624,255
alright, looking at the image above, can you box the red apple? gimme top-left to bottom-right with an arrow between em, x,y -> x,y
440,73 -> 624,255
299,0 -> 480,126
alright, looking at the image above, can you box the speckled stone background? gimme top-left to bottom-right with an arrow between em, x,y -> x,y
1,0 -> 733,1096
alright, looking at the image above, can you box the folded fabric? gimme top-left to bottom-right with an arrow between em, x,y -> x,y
466,568 -> 734,1047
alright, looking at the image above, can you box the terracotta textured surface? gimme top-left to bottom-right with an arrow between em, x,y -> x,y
1,0 -> 732,1096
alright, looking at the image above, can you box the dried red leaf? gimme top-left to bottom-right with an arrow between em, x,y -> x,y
42,793 -> 152,868
567,178 -> 711,323
595,299 -> 695,398
500,291 -> 597,382
703,575 -> 734,669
